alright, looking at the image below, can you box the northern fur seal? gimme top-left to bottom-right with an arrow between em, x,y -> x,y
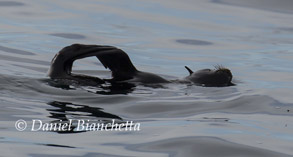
48,44 -> 234,87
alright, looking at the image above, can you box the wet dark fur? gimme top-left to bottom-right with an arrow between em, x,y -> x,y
49,44 -> 234,87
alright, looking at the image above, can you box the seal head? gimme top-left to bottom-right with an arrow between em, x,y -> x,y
184,65 -> 234,87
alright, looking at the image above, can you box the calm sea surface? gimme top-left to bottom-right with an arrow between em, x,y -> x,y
0,0 -> 293,156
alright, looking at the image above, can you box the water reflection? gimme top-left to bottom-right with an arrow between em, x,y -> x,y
94,82 -> 136,95
0,45 -> 35,55
47,101 -> 122,133
50,33 -> 87,39
47,79 -> 136,95
176,39 -> 213,46
212,0 -> 293,14
0,1 -> 25,7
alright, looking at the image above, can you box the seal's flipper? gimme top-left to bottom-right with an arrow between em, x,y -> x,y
185,66 -> 193,75
49,44 -> 168,84
96,48 -> 170,83
48,44 -> 116,79
96,48 -> 138,81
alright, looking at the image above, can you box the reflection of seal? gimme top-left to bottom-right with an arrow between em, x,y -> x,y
48,44 -> 169,84
49,44 -> 234,87
184,66 -> 234,87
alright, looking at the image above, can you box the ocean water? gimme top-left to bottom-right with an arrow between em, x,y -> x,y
0,0 -> 293,156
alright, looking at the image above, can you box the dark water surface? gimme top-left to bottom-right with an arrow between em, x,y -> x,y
0,0 -> 293,156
